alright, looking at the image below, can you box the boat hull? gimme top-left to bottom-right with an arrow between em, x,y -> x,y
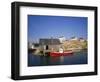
28,49 -> 36,53
50,51 -> 73,56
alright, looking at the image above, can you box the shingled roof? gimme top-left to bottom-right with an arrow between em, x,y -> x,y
39,38 -> 61,45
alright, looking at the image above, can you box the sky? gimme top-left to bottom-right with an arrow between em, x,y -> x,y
28,15 -> 87,43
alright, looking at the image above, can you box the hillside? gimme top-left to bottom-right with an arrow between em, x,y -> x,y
61,40 -> 87,51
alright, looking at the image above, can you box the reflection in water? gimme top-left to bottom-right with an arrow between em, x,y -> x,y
60,56 -> 64,63
28,50 -> 87,66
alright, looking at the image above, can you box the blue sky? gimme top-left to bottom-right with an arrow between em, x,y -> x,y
28,15 -> 87,42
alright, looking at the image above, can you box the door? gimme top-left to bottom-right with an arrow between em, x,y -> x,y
46,45 -> 49,50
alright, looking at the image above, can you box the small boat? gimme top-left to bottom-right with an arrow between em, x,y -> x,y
28,48 -> 36,53
50,50 -> 73,56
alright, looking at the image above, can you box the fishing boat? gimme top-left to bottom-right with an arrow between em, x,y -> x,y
50,50 -> 73,56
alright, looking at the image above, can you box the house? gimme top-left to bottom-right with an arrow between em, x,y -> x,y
39,38 -> 61,52
28,42 -> 34,49
28,42 -> 40,49
70,37 -> 78,41
79,38 -> 85,42
58,36 -> 66,43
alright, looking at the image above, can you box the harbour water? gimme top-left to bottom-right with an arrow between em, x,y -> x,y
28,50 -> 87,66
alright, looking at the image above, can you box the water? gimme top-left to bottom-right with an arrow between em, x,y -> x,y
28,50 -> 87,66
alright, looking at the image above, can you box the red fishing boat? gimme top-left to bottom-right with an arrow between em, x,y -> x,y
50,50 -> 73,56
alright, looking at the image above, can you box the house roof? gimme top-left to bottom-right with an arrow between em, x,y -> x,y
39,38 -> 61,45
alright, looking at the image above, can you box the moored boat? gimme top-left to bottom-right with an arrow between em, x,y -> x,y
28,48 -> 36,53
50,50 -> 73,56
